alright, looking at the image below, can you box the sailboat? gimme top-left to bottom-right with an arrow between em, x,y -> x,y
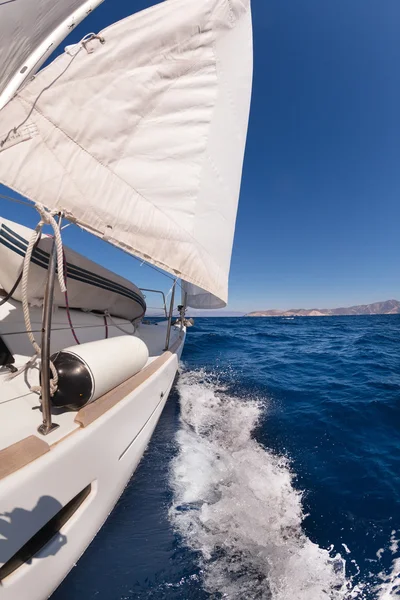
0,0 -> 252,597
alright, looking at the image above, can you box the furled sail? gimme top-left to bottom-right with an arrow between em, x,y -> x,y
0,0 -> 253,307
0,0 -> 104,108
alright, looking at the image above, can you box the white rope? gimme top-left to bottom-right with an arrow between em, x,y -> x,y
21,225 -> 42,356
8,205 -> 66,396
103,311 -> 136,335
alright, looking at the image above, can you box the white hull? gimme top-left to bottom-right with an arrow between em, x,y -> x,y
0,301 -> 185,598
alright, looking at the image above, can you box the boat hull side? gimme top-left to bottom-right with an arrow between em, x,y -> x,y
0,338 -> 184,600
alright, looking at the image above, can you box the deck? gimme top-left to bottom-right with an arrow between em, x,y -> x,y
0,300 -> 183,453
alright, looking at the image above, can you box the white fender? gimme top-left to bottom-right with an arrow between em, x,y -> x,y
53,336 -> 149,408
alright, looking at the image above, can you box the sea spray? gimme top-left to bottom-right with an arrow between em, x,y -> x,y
374,532 -> 400,600
169,369 -> 349,599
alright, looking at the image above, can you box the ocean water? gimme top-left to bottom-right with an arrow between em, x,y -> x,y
53,316 -> 400,599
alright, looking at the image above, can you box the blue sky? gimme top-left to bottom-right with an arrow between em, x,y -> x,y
1,0 -> 400,313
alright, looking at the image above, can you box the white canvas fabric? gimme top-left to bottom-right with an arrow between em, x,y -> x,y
0,219 -> 146,321
0,0 -> 253,307
181,281 -> 226,310
0,0 -> 96,99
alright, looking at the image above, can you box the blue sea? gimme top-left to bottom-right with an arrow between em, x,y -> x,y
53,316 -> 400,599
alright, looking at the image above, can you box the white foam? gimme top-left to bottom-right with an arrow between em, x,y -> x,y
376,558 -> 400,599
374,532 -> 400,599
169,369 -> 350,599
389,531 -> 399,555
168,368 -> 399,599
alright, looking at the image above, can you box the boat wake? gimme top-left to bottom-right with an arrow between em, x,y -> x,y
168,369 -> 400,600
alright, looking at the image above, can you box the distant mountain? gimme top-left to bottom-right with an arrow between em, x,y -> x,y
247,299 -> 400,317
187,310 -> 245,317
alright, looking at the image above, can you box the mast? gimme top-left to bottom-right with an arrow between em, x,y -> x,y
0,0 -> 105,110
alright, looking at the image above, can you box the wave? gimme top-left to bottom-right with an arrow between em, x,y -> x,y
169,369 -> 346,599
168,369 -> 400,600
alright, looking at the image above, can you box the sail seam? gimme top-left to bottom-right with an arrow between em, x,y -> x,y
13,5 -> 224,258
21,86 -> 222,286
0,51 -> 80,150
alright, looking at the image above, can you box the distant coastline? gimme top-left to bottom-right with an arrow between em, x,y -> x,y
246,299 -> 400,317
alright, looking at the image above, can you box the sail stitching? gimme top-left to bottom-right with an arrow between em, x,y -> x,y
23,71 -> 222,281
12,7 -> 223,257
0,50 -> 81,150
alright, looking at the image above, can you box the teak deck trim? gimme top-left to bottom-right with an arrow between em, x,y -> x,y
0,436 -> 50,482
0,335 -> 183,480
74,335 -> 183,428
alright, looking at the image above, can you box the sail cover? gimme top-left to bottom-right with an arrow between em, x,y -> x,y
0,0 -> 253,307
0,0 -> 102,102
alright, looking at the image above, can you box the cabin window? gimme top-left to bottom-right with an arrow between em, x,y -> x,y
0,485 -> 91,581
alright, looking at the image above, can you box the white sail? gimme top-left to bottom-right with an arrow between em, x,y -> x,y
0,0 -> 252,307
181,281 -> 227,310
0,0 -> 104,108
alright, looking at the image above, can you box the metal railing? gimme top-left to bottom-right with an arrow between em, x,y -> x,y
38,281 -> 177,434
163,280 -> 177,351
139,286 -> 176,350
139,288 -> 168,319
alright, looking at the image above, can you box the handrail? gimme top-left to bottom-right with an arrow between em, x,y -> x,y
139,288 -> 167,318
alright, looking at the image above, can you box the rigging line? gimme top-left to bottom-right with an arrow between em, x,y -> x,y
131,251 -> 184,288
0,230 -> 43,307
0,193 -> 34,209
1,47 -> 82,149
103,311 -> 135,335
0,45 -> 189,298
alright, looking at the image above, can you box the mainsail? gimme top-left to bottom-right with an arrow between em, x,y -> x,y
0,0 -> 253,308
